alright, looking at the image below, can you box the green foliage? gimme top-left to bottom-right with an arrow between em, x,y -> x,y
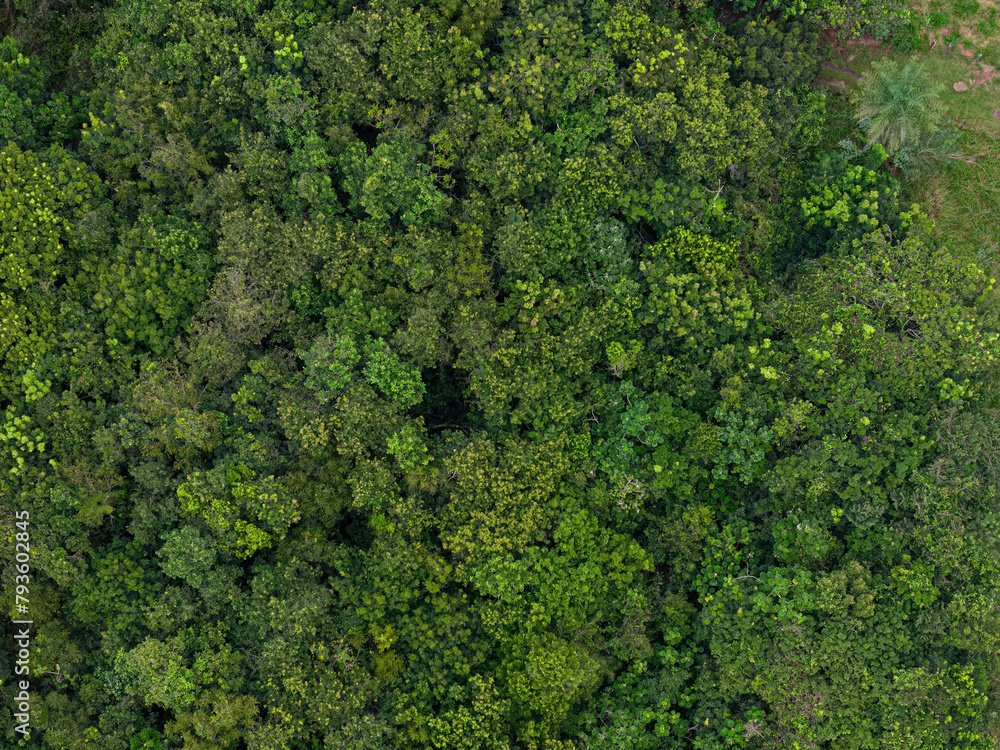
300,334 -> 361,405
486,0 -> 623,123
0,142 -> 110,392
341,135 -> 452,227
714,0 -> 911,39
5,1 -> 1000,747
639,227 -> 758,399
165,690 -> 259,750
387,421 -> 432,473
929,10 -> 949,28
131,360 -> 226,467
706,557 -> 993,748
0,36 -> 85,147
594,381 -> 664,511
0,407 -> 46,475
841,0 -> 914,41
731,20 -> 826,152
71,543 -> 159,653
364,338 -> 426,408
771,512 -> 841,569
602,2 -> 688,89
130,728 -> 165,750
580,217 -> 638,293
854,58 -> 945,153
421,674 -> 510,750
711,407 -> 772,485
581,626 -> 703,749
734,20 -> 823,92
178,462 -> 302,559
501,632 -> 601,743
76,211 -> 211,356
287,131 -> 343,216
886,14 -> 925,52
954,0 -> 979,17
114,638 -> 195,711
797,148 -> 912,256
156,526 -> 217,589
0,36 -> 41,143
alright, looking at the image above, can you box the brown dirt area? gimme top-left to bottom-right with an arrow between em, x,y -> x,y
814,29 -> 898,90
819,28 -> 897,58
973,63 -> 999,83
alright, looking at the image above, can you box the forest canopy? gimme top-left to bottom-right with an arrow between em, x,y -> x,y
2,0 -> 1000,748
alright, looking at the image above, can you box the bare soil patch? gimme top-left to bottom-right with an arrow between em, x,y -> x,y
819,28 -> 897,58
974,63 -> 999,83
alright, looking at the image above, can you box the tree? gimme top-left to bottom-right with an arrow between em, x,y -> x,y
131,360 -> 225,470
177,462 -> 302,560
854,58 -> 944,154
500,632 -> 601,744
155,525 -> 217,590
70,542 -> 160,658
74,211 -> 212,357
637,227 -> 759,404
164,689 -> 259,750
114,636 -> 198,712
0,141 -> 113,395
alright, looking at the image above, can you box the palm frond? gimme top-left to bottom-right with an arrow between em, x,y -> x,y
853,59 -> 944,153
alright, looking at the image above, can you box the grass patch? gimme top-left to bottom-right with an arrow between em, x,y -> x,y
914,129 -> 1000,258
912,54 -> 1000,129
954,0 -> 980,19
976,7 -> 1000,33
929,10 -> 950,27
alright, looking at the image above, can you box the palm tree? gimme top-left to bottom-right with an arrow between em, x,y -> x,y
853,58 -> 945,153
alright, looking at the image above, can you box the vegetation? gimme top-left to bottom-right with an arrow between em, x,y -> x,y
853,57 -> 944,150
1,0 -> 1000,748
